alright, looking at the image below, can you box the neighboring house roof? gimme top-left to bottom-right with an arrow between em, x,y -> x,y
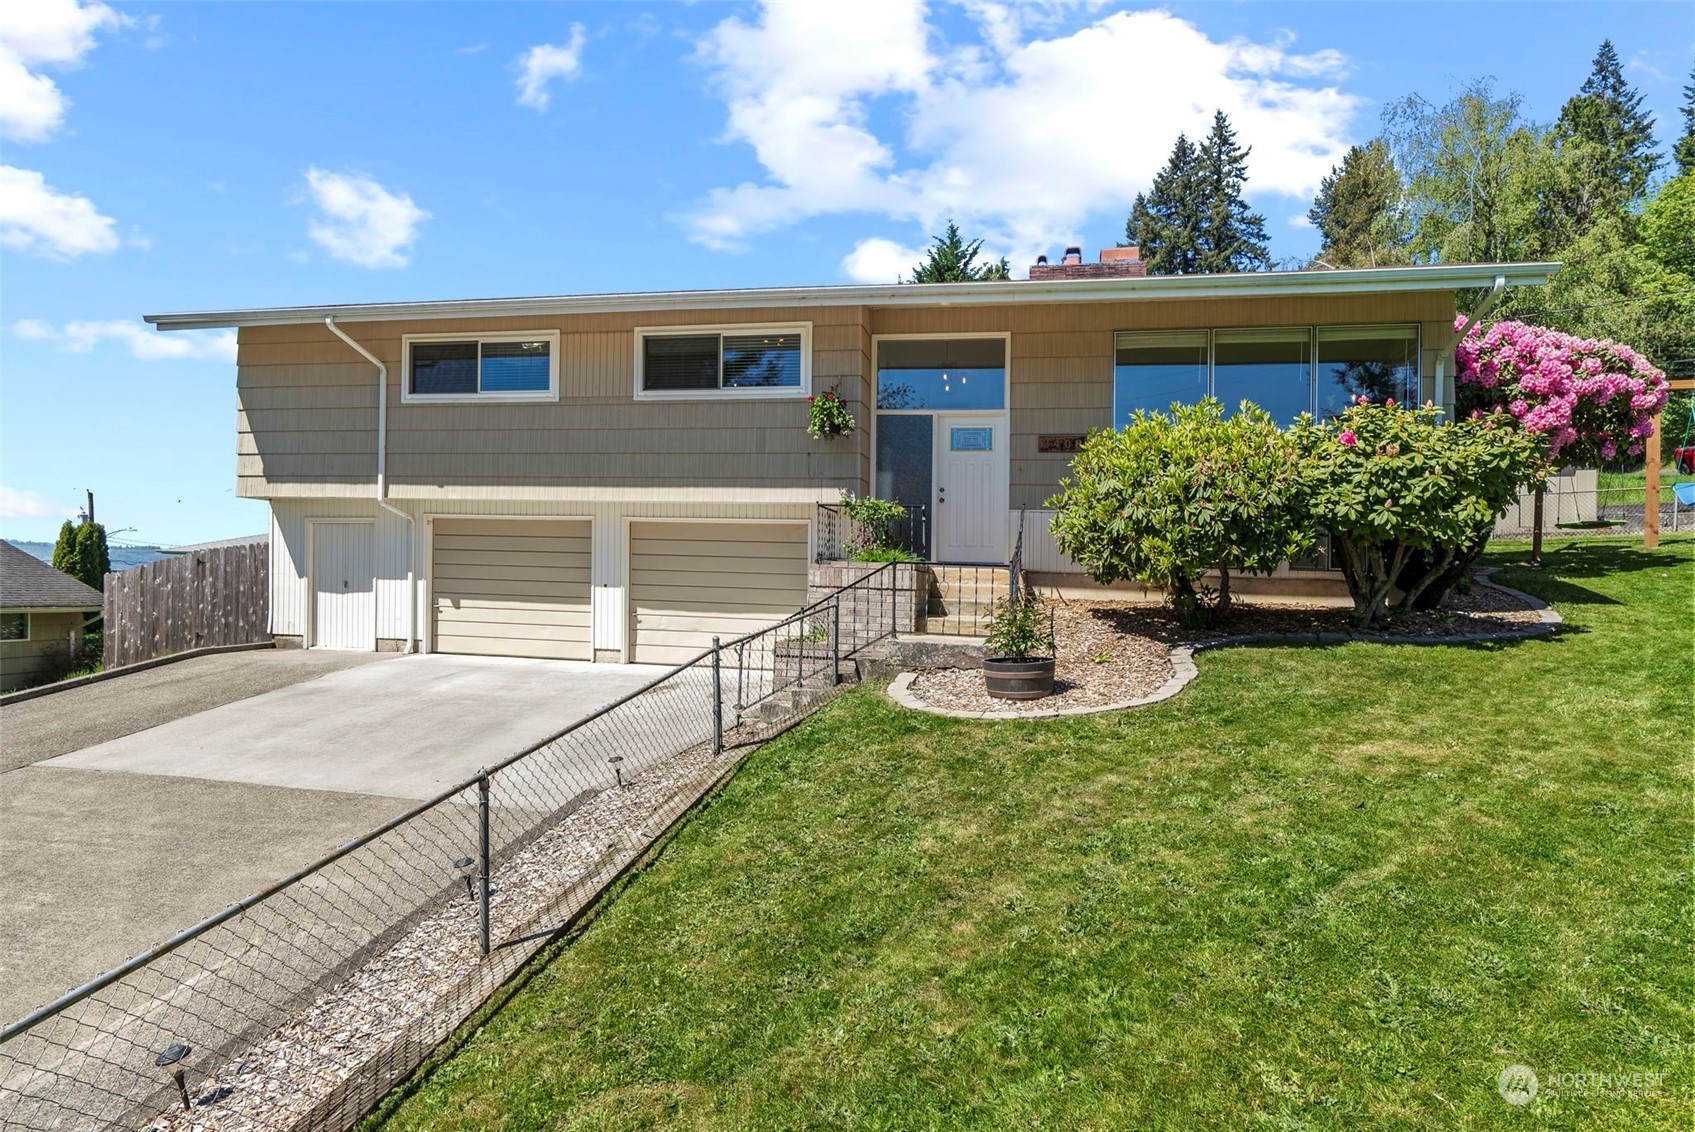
161,534 -> 269,554
0,540 -> 103,610
144,262 -> 1561,331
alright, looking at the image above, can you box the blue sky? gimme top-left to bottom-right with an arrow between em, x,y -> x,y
2,1 -> 1690,546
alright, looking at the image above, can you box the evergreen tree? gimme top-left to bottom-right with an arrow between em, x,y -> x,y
1124,134 -> 1204,275
1552,40 -> 1661,213
51,520 -> 79,579
1676,63 -> 1695,175
1307,139 -> 1409,267
72,523 -> 110,590
1194,111 -> 1272,273
905,222 -> 1011,282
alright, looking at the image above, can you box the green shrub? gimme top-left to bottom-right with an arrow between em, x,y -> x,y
1048,399 -> 1309,628
840,494 -> 915,561
984,595 -> 1055,660
1290,400 -> 1547,627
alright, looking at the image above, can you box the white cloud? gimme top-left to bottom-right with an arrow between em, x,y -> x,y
515,26 -> 587,110
0,485 -> 77,522
840,237 -> 926,283
11,318 -> 238,362
688,3 -> 1360,266
0,0 -> 129,143
0,164 -> 118,258
302,168 -> 429,269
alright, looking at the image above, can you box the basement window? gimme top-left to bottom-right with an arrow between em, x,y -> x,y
402,332 -> 559,402
635,325 -> 810,398
0,613 -> 28,641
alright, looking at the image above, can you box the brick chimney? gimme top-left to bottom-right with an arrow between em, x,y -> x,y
1028,246 -> 1147,280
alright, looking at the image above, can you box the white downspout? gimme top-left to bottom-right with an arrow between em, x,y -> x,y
325,316 -> 418,653
1439,273 -> 1508,414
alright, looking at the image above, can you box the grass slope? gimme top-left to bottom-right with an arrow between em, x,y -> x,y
368,538 -> 1693,1131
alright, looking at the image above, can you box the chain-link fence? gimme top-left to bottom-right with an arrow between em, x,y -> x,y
1494,481 -> 1695,538
0,564 -> 902,1132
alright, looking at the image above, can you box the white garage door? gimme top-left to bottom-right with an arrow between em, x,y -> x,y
628,521 -> 809,665
432,518 -> 591,660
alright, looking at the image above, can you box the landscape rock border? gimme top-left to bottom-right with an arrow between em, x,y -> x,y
887,570 -> 1562,721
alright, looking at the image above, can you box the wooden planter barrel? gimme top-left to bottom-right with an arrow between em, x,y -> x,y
983,656 -> 1056,701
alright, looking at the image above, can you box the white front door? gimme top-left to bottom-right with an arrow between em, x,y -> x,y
311,521 -> 375,650
934,415 -> 1009,563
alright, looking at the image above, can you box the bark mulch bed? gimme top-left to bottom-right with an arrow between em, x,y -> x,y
904,573 -> 1547,717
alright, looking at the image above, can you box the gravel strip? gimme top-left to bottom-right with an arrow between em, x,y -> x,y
906,573 -> 1545,716
143,738 -> 737,1132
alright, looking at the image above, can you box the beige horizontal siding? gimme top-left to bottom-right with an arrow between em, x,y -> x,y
238,304 -> 868,498
431,518 -> 591,660
241,293 -> 1454,504
628,520 -> 808,664
0,611 -> 82,691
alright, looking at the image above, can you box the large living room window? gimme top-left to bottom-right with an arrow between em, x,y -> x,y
635,325 -> 809,397
1113,332 -> 1208,425
1113,325 -> 1420,427
1316,325 -> 1420,419
402,332 -> 559,402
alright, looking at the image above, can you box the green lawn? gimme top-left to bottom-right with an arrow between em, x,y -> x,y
1596,465 -> 1695,506
368,538 -> 1693,1131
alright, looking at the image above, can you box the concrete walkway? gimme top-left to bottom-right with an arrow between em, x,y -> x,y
0,653 -> 666,1025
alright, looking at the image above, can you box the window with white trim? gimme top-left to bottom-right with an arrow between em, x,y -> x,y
402,332 -> 559,402
635,325 -> 810,397
0,612 -> 28,641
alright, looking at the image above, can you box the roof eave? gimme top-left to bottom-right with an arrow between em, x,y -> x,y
144,262 -> 1561,331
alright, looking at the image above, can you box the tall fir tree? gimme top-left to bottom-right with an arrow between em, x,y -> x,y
73,523 -> 110,590
1194,111 -> 1271,273
1124,134 -> 1204,275
1553,40 -> 1661,212
905,222 -> 1010,282
1307,140 -> 1409,267
1676,62 -> 1695,175
51,520 -> 79,579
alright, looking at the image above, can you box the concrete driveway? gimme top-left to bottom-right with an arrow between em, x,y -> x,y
0,653 -> 664,1025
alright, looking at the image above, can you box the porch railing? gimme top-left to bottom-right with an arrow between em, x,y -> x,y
815,503 -> 929,562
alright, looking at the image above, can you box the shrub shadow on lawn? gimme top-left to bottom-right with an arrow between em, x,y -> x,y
1081,600 -> 1558,645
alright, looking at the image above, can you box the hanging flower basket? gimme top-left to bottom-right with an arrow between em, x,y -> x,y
806,384 -> 856,441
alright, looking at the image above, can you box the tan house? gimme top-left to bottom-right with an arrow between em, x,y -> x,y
0,540 -> 102,691
145,254 -> 1557,664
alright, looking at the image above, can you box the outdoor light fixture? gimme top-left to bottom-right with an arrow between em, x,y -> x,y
608,755 -> 625,788
155,1043 -> 192,1111
453,856 -> 475,901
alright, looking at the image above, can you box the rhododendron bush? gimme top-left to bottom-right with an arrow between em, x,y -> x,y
1290,401 -> 1548,628
1049,399 -> 1309,628
1454,319 -> 1669,464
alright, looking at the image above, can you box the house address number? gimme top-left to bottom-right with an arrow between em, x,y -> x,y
1037,434 -> 1088,453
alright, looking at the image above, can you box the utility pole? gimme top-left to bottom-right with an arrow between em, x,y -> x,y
82,490 -> 95,525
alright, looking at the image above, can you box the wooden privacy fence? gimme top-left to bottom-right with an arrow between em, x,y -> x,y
103,542 -> 270,668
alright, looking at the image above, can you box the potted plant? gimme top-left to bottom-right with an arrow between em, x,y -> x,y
806,383 -> 856,440
982,594 -> 1056,701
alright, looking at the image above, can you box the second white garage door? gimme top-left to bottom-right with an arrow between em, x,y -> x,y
432,518 -> 592,660
628,521 -> 809,664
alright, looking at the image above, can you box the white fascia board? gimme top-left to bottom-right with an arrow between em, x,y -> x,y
144,262 -> 1560,331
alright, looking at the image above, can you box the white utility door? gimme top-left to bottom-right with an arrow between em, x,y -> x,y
311,521 -> 375,650
934,415 -> 1009,563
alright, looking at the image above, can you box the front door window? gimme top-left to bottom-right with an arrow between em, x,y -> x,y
875,337 -> 1009,564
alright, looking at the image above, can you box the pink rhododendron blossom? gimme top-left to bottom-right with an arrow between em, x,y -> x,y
1339,430 -> 1358,446
1454,318 -> 1668,463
